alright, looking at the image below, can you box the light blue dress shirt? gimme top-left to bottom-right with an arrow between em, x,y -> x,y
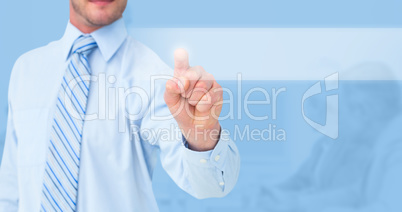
0,18 -> 240,212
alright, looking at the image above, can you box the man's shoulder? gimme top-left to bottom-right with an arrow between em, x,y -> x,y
123,36 -> 172,75
125,37 -> 157,58
8,40 -> 63,99
14,40 -> 61,67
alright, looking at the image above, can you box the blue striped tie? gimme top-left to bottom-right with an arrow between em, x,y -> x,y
41,35 -> 97,212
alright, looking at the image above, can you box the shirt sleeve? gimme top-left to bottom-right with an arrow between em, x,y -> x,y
0,58 -> 21,211
140,80 -> 240,199
0,103 -> 19,211
180,129 -> 240,199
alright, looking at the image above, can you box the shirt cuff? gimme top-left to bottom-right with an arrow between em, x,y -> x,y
182,130 -> 231,170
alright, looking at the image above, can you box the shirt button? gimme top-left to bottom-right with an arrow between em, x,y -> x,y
200,159 -> 207,163
214,155 -> 220,162
219,182 -> 225,186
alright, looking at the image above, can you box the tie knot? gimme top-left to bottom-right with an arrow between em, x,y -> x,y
72,35 -> 98,55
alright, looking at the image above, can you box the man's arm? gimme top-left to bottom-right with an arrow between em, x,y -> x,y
161,48 -> 240,198
140,75 -> 240,199
178,131 -> 240,199
142,114 -> 240,199
0,103 -> 19,211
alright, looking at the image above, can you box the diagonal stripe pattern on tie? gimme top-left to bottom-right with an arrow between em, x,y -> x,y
40,35 -> 97,212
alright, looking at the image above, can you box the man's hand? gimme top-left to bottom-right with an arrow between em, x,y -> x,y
164,48 -> 223,151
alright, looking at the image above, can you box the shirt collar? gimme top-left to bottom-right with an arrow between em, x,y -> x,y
62,18 -> 128,62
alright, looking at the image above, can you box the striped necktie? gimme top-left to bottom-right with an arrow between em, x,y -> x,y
40,35 -> 97,212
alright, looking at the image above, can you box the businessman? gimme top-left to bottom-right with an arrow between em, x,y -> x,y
0,0 -> 240,211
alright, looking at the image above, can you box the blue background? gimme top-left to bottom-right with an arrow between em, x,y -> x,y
2,0 -> 402,146
1,1 -> 402,211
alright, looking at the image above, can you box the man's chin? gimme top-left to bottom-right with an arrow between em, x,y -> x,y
86,12 -> 119,27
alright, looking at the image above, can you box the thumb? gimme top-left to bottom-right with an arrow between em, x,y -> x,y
174,48 -> 189,76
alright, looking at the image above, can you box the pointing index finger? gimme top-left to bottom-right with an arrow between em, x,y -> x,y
174,48 -> 189,76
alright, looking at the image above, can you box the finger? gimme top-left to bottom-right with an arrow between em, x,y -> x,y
164,77 -> 188,108
182,66 -> 202,98
174,48 -> 189,76
188,72 -> 214,106
195,81 -> 223,113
